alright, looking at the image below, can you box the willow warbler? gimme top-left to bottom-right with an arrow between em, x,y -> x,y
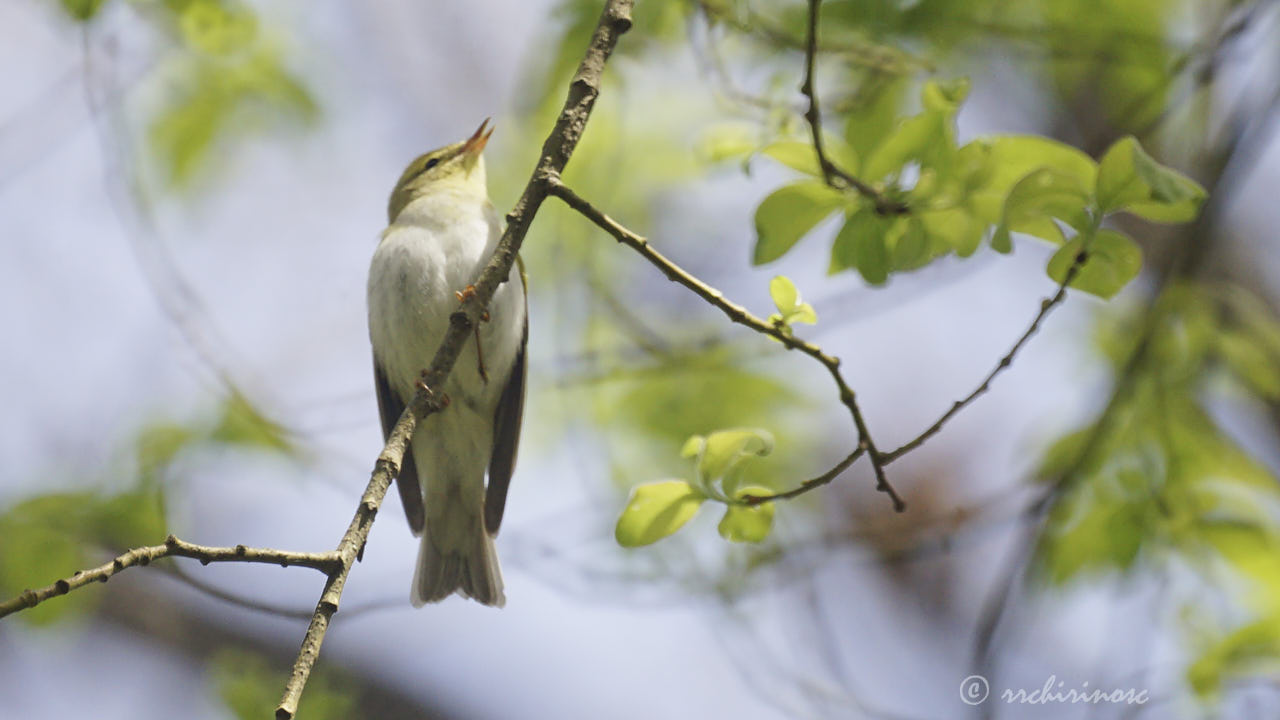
368,120 -> 527,607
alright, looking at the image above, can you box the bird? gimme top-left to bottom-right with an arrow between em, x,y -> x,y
367,119 -> 527,607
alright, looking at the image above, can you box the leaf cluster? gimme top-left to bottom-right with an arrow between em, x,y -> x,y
720,79 -> 1203,298
616,428 -> 777,547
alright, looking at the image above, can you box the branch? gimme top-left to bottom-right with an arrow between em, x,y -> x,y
545,177 -> 904,511
274,2 -> 636,718
744,447 -> 864,505
0,535 -> 339,620
882,244 -> 1095,462
800,0 -> 909,216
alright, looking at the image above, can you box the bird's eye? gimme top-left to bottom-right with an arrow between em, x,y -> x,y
423,157 -> 440,171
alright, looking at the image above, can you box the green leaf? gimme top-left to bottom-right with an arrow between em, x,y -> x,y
830,209 -> 891,283
680,435 -> 705,459
769,275 -> 800,313
615,481 -> 705,547
954,140 -> 995,194
890,217 -> 929,270
920,207 -> 983,257
699,428 -> 775,482
844,77 -> 907,162
1095,136 -> 1206,222
766,275 -> 819,327
862,111 -> 943,181
786,303 -> 818,325
971,135 -> 1097,226
718,487 -> 776,543
752,181 -> 845,265
1046,229 -> 1142,299
993,168 -> 1092,250
921,77 -> 970,114
989,136 -> 1098,189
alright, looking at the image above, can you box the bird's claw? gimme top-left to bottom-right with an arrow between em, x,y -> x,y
414,374 -> 451,408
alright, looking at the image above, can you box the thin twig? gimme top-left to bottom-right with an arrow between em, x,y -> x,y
800,0 -> 909,216
545,177 -> 904,511
744,447 -> 864,505
882,244 -> 1095,463
0,535 -> 339,620
273,2 -> 637,718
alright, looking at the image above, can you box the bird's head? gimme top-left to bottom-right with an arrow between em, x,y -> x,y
387,119 -> 494,223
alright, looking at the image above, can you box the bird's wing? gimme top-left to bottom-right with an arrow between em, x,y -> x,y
374,357 -> 426,536
485,280 -> 528,535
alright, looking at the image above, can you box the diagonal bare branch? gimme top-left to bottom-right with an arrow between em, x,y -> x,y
882,244 -> 1095,463
273,2 -> 638,718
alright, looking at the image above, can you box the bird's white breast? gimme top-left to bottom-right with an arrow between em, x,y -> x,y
367,189 -> 524,414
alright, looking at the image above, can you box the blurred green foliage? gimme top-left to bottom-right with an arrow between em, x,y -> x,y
149,1 -> 317,187
54,0 -> 318,188
210,648 -> 355,720
0,391 -> 293,626
211,389 -> 294,454
58,0 -> 108,21
1034,283 -> 1280,695
149,46 -> 316,186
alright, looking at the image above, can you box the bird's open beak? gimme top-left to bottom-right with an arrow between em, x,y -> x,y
462,118 -> 494,158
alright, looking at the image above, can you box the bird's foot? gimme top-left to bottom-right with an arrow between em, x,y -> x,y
451,286 -> 490,382
415,373 -> 451,408
453,284 -> 490,321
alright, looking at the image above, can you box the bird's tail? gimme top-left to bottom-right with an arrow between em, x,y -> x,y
410,490 -> 505,608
